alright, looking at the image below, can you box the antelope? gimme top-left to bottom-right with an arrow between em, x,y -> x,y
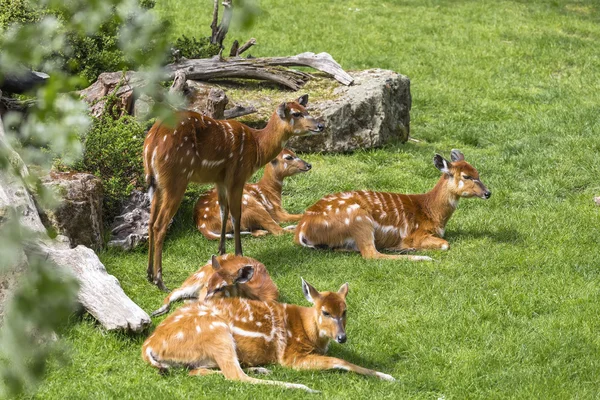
194,148 -> 311,240
151,254 -> 279,317
144,94 -> 324,290
294,150 -> 491,260
142,279 -> 395,393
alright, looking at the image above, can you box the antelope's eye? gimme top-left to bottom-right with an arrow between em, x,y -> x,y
342,310 -> 347,318
283,155 -> 294,161
291,112 -> 302,118
462,175 -> 472,180
322,310 -> 330,317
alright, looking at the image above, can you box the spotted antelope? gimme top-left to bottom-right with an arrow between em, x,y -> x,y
294,150 -> 491,260
142,279 -> 395,393
151,254 -> 279,317
194,148 -> 311,240
144,94 -> 325,290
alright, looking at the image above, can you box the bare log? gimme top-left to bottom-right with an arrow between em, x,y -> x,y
0,96 -> 36,115
223,104 -> 257,119
167,58 -> 310,90
167,51 -> 353,87
211,0 -> 233,48
205,88 -> 228,119
237,38 -> 257,56
77,71 -> 144,118
229,40 -> 239,57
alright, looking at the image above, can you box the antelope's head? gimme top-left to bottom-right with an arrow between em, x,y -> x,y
302,278 -> 349,344
204,255 -> 255,300
434,149 -> 491,200
270,148 -> 312,178
276,94 -> 325,137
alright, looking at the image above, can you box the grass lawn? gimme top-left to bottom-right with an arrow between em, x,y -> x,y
28,0 -> 600,398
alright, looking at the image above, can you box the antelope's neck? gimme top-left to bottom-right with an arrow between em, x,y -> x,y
256,165 -> 283,204
423,176 -> 460,230
255,113 -> 293,167
286,306 -> 330,353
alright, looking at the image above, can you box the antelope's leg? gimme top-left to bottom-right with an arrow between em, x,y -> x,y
216,184 -> 229,255
274,209 -> 304,222
147,186 -> 163,282
290,354 -> 395,382
412,235 -> 450,250
151,182 -> 187,291
247,204 -> 285,236
227,184 -> 244,256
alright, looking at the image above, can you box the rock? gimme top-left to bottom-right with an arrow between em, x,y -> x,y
0,144 -> 150,332
40,172 -> 104,250
107,190 -> 151,250
287,69 -> 411,152
595,196 -> 600,206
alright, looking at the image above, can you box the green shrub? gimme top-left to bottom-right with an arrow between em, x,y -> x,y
0,0 -> 41,29
169,35 -> 220,63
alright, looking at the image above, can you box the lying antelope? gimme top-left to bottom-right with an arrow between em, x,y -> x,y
144,94 -> 324,290
194,149 -> 311,240
142,279 -> 395,393
151,254 -> 279,317
294,150 -> 491,260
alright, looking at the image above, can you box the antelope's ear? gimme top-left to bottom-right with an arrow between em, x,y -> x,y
338,282 -> 349,299
450,149 -> 465,162
301,278 -> 321,304
297,94 -> 309,107
433,154 -> 451,175
234,266 -> 254,284
211,255 -> 221,270
277,102 -> 287,119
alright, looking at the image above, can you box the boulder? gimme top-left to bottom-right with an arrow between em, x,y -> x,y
107,190 -> 151,251
287,69 -> 411,153
40,172 -> 104,250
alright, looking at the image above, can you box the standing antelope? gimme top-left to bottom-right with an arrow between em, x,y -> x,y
151,254 -> 279,317
194,148 -> 311,240
294,150 -> 491,260
144,94 -> 324,290
142,279 -> 395,393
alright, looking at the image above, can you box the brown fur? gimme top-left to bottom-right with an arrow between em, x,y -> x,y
194,149 -> 311,240
142,280 -> 395,393
294,150 -> 491,260
150,254 -> 279,317
144,95 -> 324,290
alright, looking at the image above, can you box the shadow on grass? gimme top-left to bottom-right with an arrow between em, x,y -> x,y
447,227 -> 522,244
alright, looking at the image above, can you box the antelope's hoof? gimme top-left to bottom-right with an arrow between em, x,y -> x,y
283,224 -> 297,231
155,280 -> 170,292
375,371 -> 396,382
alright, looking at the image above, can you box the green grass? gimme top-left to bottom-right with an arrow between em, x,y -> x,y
28,0 -> 600,398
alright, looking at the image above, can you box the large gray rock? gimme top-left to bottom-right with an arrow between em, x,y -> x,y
107,190 -> 151,250
287,69 -> 411,153
40,172 -> 104,250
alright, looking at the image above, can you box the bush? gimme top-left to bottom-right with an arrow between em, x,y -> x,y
0,0 -> 41,29
169,35 -> 220,63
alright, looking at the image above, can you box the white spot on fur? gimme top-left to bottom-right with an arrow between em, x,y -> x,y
344,218 -> 350,225
175,331 -> 184,340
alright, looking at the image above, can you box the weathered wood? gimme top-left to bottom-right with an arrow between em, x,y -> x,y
229,40 -> 240,57
0,115 -> 150,332
0,96 -> 36,115
237,38 -> 257,56
206,87 -> 228,119
169,70 -> 188,95
211,0 -> 233,47
167,51 -> 353,87
167,57 -> 311,90
77,71 -> 143,118
223,104 -> 257,119
29,241 -> 151,332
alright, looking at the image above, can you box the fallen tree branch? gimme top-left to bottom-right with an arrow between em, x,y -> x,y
237,38 -> 256,56
224,104 -> 257,119
167,51 -> 353,86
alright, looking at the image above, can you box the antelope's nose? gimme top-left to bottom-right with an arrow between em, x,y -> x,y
305,163 -> 312,170
316,122 -> 325,132
336,334 -> 347,344
484,191 -> 492,199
